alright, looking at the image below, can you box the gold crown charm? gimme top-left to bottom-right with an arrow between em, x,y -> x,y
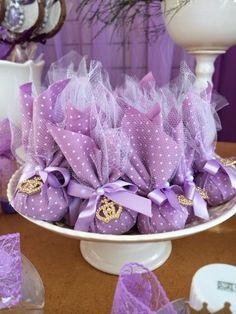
220,158 -> 236,168
178,195 -> 193,207
196,187 -> 209,200
18,176 -> 43,195
96,197 -> 123,224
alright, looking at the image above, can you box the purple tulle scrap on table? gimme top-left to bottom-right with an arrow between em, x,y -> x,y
112,263 -> 177,314
0,233 -> 22,310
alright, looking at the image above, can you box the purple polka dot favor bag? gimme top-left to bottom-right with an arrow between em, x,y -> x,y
120,105 -> 188,234
11,81 -> 71,222
45,61 -> 152,234
49,121 -> 152,234
181,83 -> 236,207
117,74 -> 190,234
170,93 -> 210,223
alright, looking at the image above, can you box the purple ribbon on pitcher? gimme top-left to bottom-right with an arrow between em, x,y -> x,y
184,176 -> 209,220
20,164 -> 70,189
67,180 -> 152,232
204,158 -> 236,189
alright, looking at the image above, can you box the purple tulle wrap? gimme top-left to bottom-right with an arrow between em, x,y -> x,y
0,233 -> 22,309
12,81 -> 71,221
112,263 -> 177,314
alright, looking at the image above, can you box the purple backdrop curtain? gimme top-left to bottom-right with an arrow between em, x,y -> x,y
39,10 -> 236,142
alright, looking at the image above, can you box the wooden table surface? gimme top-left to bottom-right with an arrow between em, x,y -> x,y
1,142 -> 236,314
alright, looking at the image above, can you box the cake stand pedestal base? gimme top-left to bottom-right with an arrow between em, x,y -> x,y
80,240 -> 172,275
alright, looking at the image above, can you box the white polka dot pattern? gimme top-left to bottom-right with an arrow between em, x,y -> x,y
64,103 -> 90,135
137,202 -> 188,234
13,178 -> 69,222
20,83 -> 34,150
195,170 -> 236,206
32,80 -> 69,158
49,125 -> 138,234
49,126 -> 127,188
121,106 -> 181,191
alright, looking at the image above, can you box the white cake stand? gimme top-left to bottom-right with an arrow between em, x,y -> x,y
163,0 -> 236,89
8,170 -> 236,275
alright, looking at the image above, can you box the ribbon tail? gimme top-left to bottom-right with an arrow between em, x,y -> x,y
39,170 -> 48,184
193,192 -> 209,220
74,195 -> 100,232
108,191 -> 152,217
222,165 -> 236,189
66,198 -> 81,227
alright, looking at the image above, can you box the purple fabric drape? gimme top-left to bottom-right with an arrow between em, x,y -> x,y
39,11 -> 236,142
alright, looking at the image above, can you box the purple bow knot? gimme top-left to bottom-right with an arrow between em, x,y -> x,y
204,159 -> 236,189
96,187 -> 105,196
148,184 -> 183,212
68,180 -> 152,232
20,164 -> 70,189
184,177 -> 209,220
38,167 -> 70,188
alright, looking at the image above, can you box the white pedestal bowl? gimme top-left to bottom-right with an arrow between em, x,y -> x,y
8,170 -> 236,275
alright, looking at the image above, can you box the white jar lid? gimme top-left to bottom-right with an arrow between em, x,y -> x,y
189,264 -> 236,313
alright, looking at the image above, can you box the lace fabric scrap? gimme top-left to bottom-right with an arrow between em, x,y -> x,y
0,233 -> 22,310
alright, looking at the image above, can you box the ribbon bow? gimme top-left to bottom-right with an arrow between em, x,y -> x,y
183,175 -> 209,220
148,183 -> 183,211
67,180 -> 152,232
147,183 -> 189,227
203,158 -> 236,189
20,163 -> 70,189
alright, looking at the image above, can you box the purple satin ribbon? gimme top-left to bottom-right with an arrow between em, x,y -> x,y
148,181 -> 209,220
184,179 -> 209,220
67,180 -> 152,232
204,159 -> 236,189
148,186 -> 183,212
20,164 -> 70,189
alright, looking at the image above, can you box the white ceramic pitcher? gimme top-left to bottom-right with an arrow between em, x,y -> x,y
0,60 -> 44,125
